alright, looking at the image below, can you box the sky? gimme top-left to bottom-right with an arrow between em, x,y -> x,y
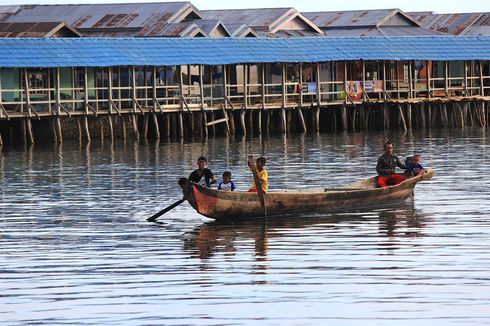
1,0 -> 490,14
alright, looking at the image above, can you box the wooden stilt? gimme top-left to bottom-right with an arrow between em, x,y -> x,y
108,115 -> 114,141
441,104 -> 448,128
266,110 -> 271,133
203,111 -> 209,138
56,116 -> 62,143
406,104 -> 412,129
358,105 -> 365,130
178,112 -> 184,138
100,117 -> 104,140
21,119 -> 27,144
257,109 -> 262,135
210,111 -> 216,136
430,104 -> 436,127
77,118 -> 83,141
143,115 -> 149,139
51,119 -> 57,143
351,106 -> 357,132
240,110 -> 246,136
121,116 -> 126,140
398,104 -> 407,132
166,114 -> 172,138
315,107 -> 320,131
131,114 -> 140,141
482,102 -> 487,127
458,103 -> 464,129
466,102 -> 473,127
248,110 -> 253,135
420,103 -> 426,129
427,104 -> 432,129
383,104 -> 389,130
228,110 -> 235,135
341,105 -> 348,130
84,116 -> 91,142
297,107 -> 306,132
286,109 -> 292,132
0,128 -> 3,146
152,113 -> 160,139
280,108 -> 287,133
364,105 -> 371,130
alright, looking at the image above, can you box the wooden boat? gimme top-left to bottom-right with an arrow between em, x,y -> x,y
183,169 -> 435,220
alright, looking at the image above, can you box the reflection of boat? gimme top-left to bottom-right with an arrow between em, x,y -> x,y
183,169 -> 435,220
183,203 -> 430,259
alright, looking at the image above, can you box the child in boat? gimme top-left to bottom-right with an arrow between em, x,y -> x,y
406,154 -> 426,177
248,156 -> 268,193
218,171 -> 236,191
188,156 -> 216,188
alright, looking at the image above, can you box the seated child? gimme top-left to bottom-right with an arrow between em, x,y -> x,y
406,154 -> 426,177
218,171 -> 236,191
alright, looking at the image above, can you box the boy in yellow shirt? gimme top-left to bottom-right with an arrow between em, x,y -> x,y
248,156 -> 268,193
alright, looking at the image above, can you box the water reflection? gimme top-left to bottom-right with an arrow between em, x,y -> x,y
2,128 -> 490,325
183,202 -> 430,260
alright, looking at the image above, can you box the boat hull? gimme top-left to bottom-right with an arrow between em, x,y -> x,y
185,169 -> 435,220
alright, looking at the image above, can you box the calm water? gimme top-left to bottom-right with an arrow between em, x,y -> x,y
1,128 -> 490,325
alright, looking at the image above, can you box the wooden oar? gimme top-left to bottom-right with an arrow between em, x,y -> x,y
147,198 -> 185,222
248,156 -> 267,216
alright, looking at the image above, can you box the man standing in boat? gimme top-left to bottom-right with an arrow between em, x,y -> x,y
376,142 -> 406,187
188,156 -> 216,188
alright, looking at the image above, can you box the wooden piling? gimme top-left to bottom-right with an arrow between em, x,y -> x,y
297,107 -> 306,132
383,104 -> 390,130
84,116 -> 91,142
257,110 -> 262,134
406,104 -> 412,129
398,104 -> 407,132
240,110 -> 246,136
151,113 -> 160,139
142,115 -> 149,139
280,108 -> 287,133
55,116 -> 62,143
341,105 -> 348,130
178,112 -> 184,138
228,110 -> 235,135
314,107 -> 320,131
108,115 -> 114,141
286,109 -> 292,132
248,110 -> 253,135
266,110 -> 271,133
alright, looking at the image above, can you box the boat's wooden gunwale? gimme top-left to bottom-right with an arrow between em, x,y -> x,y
185,169 -> 435,220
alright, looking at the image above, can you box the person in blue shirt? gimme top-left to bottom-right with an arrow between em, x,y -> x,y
218,171 -> 236,191
406,154 -> 426,177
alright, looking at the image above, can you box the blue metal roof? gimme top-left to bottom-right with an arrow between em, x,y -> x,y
1,36 -> 490,68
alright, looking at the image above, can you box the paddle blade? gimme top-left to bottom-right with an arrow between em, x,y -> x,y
147,199 -> 185,222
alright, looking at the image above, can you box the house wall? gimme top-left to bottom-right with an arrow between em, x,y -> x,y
1,68 -> 20,102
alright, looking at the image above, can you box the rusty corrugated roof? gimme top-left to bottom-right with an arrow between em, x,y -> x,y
410,12 -> 490,35
191,20 -> 230,37
224,23 -> 259,37
0,2 -> 202,35
304,9 -> 400,27
202,8 -> 322,35
0,21 -> 80,37
138,22 -> 207,37
303,8 -> 423,28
